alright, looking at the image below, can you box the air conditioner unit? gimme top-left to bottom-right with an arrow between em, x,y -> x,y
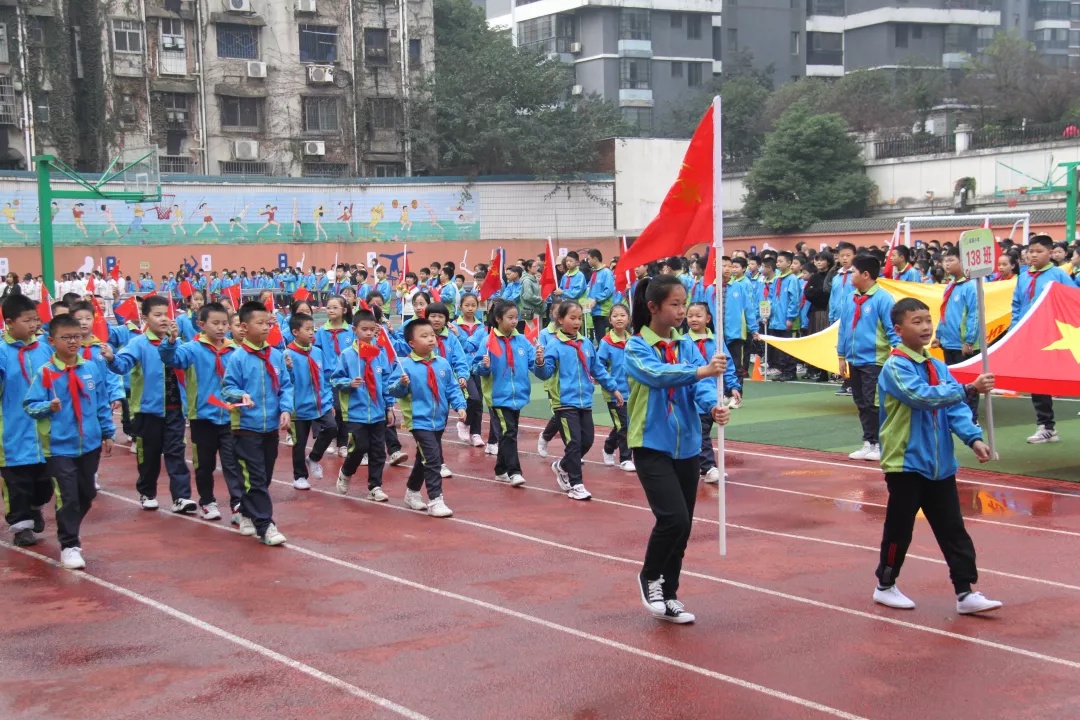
166,110 -> 188,123
227,0 -> 253,12
569,42 -> 582,54
570,84 -> 583,96
303,140 -> 326,156
296,0 -> 317,11
246,60 -> 267,78
307,65 -> 334,83
234,140 -> 259,160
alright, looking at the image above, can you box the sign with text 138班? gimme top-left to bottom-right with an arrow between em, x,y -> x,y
959,228 -> 996,279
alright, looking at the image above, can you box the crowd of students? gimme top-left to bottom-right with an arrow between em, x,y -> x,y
5,228 -> 1069,623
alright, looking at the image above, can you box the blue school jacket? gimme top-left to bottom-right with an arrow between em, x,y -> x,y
721,277 -> 758,342
0,333 -> 53,466
558,269 -> 587,301
626,328 -> 715,460
829,268 -> 855,325
159,335 -> 237,423
586,267 -> 615,316
432,328 -> 471,380
107,331 -> 181,417
375,279 -> 393,301
473,330 -> 549,410
540,330 -> 619,409
387,353 -> 466,431
331,341 -> 395,424
176,309 -> 200,343
437,282 -> 459,315
836,284 -> 900,367
500,280 -> 522,304
595,331 -> 631,402
878,345 -> 982,480
1010,265 -> 1073,329
24,356 -> 115,457
893,266 -> 920,283
762,272 -> 801,331
221,341 -> 294,433
79,342 -> 125,404
685,330 -> 740,414
450,319 -> 486,356
314,322 -> 355,380
935,278 -> 978,351
285,342 -> 333,421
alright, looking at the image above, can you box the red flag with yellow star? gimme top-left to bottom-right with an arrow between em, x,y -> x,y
614,106 -> 713,277
951,282 -> 1080,395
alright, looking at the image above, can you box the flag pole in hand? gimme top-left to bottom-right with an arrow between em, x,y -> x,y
711,95 -> 727,557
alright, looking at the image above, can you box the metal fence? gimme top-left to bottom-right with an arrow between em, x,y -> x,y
969,121 -> 1080,150
874,133 -> 956,159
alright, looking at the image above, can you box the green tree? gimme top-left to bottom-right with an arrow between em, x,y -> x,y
409,0 -> 630,176
743,105 -> 876,231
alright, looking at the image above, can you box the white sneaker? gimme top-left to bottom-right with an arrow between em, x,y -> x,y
238,516 -> 256,536
284,434 -> 295,447
231,511 -> 241,526
388,451 -> 407,466
567,484 -> 592,501
729,397 -> 742,410
200,502 -> 222,521
261,523 -> 287,546
367,486 -> 389,502
456,421 -> 470,442
873,585 -> 916,609
620,460 -> 636,472
336,470 -> 350,495
337,445 -> 348,458
440,464 -> 453,478
509,474 -> 526,487
848,441 -> 874,460
470,434 -> 485,447
658,599 -> 695,624
293,478 -> 311,490
404,490 -> 428,511
171,498 -> 197,514
703,467 -> 721,484
140,495 -> 158,511
485,443 -> 498,455
638,572 -> 666,613
551,460 -> 571,491
361,454 -> 369,466
864,443 -> 881,462
427,496 -> 453,518
602,451 -> 616,466
537,436 -> 549,458
495,473 -> 511,484
305,456 -> 323,480
129,442 -> 137,454
60,547 -> 86,570
1026,425 -> 1060,444
766,368 -> 781,377
957,591 -> 1003,615
94,473 -> 100,491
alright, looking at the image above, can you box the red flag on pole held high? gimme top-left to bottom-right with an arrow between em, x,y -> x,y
402,243 -> 410,279
115,295 -> 139,325
88,295 -> 110,344
613,106 -> 714,278
540,236 -> 558,300
222,283 -> 241,309
881,222 -> 903,279
85,275 -> 96,293
178,279 -> 194,298
615,235 -> 634,293
524,316 -> 540,345
37,291 -> 53,324
479,248 -> 505,301
110,263 -> 121,283
375,325 -> 397,362
702,246 -> 717,287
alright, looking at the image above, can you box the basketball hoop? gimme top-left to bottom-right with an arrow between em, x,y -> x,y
154,194 -> 176,219
1007,196 -> 1019,208
1003,189 -> 1021,208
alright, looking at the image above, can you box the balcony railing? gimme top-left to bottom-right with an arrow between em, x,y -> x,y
807,49 -> 843,65
970,121 -> 1080,150
219,160 -> 279,177
806,0 -> 845,16
301,162 -> 352,178
160,155 -> 193,174
874,133 -> 956,159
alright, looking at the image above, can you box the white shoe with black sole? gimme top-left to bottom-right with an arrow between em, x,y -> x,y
656,599 -> 695,624
139,495 -> 159,511
171,498 -> 198,514
567,484 -> 592,501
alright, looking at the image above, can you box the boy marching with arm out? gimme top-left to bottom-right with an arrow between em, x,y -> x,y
284,313 -> 336,490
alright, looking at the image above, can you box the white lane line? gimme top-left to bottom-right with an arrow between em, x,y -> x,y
89,488 -> 869,720
0,540 -> 432,720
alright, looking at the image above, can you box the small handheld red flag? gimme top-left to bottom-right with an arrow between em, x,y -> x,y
115,296 -> 139,325
479,248 -> 504,301
88,296 -> 110,344
110,263 -> 121,283
524,317 -> 540,345
263,295 -> 275,314
294,286 -> 311,302
540,237 -> 558,300
358,342 -> 381,361
86,275 -> 96,293
267,323 -> 284,347
375,325 -> 397,362
223,284 -> 241,308
179,280 -> 194,298
207,394 -> 241,410
37,291 -> 53,324
167,295 -> 178,321
486,332 -> 503,357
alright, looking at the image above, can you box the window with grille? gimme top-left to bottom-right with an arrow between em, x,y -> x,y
216,23 -> 258,59
36,93 -> 49,123
687,16 -> 702,40
365,28 -> 389,65
163,93 -> 188,110
372,163 -> 404,178
161,18 -> 184,41
220,96 -> 262,130
220,161 -> 275,176
621,107 -> 652,137
0,24 -> 9,65
409,38 -> 421,66
619,58 -> 650,89
671,61 -> 683,79
113,19 -> 143,54
299,25 -> 338,63
370,98 -> 402,130
302,162 -> 351,178
303,96 -> 340,132
620,9 -> 650,40
687,62 -> 703,87
0,76 -> 16,125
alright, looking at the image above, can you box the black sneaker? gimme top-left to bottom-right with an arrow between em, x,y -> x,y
13,529 -> 37,546
658,599 -> 695,624
638,572 -> 666,613
31,507 -> 45,533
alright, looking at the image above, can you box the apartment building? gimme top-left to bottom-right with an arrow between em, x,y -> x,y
0,0 -> 433,177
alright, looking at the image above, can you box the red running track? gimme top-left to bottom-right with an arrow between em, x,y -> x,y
2,423 -> 1079,720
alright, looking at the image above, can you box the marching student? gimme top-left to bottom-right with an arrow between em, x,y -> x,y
724,256 -> 759,382
315,295 -> 356,457
889,245 -> 920,283
535,305 -> 566,459
873,297 -> 1002,615
765,251 -> 801,382
837,255 -> 900,461
424,302 -> 472,476
933,247 -> 980,421
285,312 -> 336,490
387,317 -> 467,518
596,304 -> 634,472
105,295 -> 197,513
553,251 -> 587,302
436,266 -> 459,317
540,300 -> 622,500
686,302 -> 740,484
158,302 -> 244,522
586,250 -> 615,342
830,242 -> 857,396
24,314 -> 116,569
176,290 -> 206,342
331,308 -> 395,501
475,299 -> 548,487
627,275 -> 730,624
280,299 -> 314,346
451,293 -> 487,447
0,294 -> 53,546
1011,235 -> 1071,443
221,301 -> 293,545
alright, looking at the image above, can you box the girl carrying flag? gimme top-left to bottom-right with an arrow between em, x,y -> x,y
451,293 -> 486,447
315,295 -> 355,457
686,301 -> 740,485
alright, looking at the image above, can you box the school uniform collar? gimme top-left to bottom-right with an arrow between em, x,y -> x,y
687,329 -> 714,341
1031,263 -> 1054,273
855,283 -> 880,297
409,351 -> 436,361
51,355 -> 86,370
493,328 -> 519,338
555,330 -> 586,342
321,321 -> 347,331
948,275 -> 968,285
197,333 -> 235,350
638,326 -> 682,347
144,330 -> 161,342
242,339 -> 270,351
3,331 -> 33,346
289,341 -> 313,351
564,269 -> 580,277
893,344 -> 930,364
605,330 -> 629,343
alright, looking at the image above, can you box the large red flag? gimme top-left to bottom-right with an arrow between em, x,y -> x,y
37,291 -> 53,323
479,248 -> 504,301
703,246 -> 717,288
951,282 -> 1080,395
540,237 -> 558,300
613,106 -> 713,277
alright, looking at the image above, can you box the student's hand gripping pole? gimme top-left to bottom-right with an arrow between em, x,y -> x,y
974,276 -> 998,460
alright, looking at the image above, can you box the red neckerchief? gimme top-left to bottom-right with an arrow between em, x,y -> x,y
500,335 -> 515,370
589,271 -> 597,288
288,342 -> 322,414
435,333 -> 447,359
17,339 -> 39,382
852,293 -> 871,330
891,348 -> 938,419
417,357 -> 440,401
243,342 -> 279,392
457,321 -> 479,335
940,279 -> 964,322
564,336 -> 593,382
655,340 -> 678,410
81,341 -> 97,361
841,270 -> 850,286
356,342 -> 381,402
198,336 -> 230,377
47,361 -> 88,439
327,326 -> 346,355
602,334 -> 626,350
773,275 -> 783,298
1027,266 -> 1046,301
694,337 -> 708,360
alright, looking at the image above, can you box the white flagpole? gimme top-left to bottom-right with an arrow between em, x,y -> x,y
712,96 -> 727,557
